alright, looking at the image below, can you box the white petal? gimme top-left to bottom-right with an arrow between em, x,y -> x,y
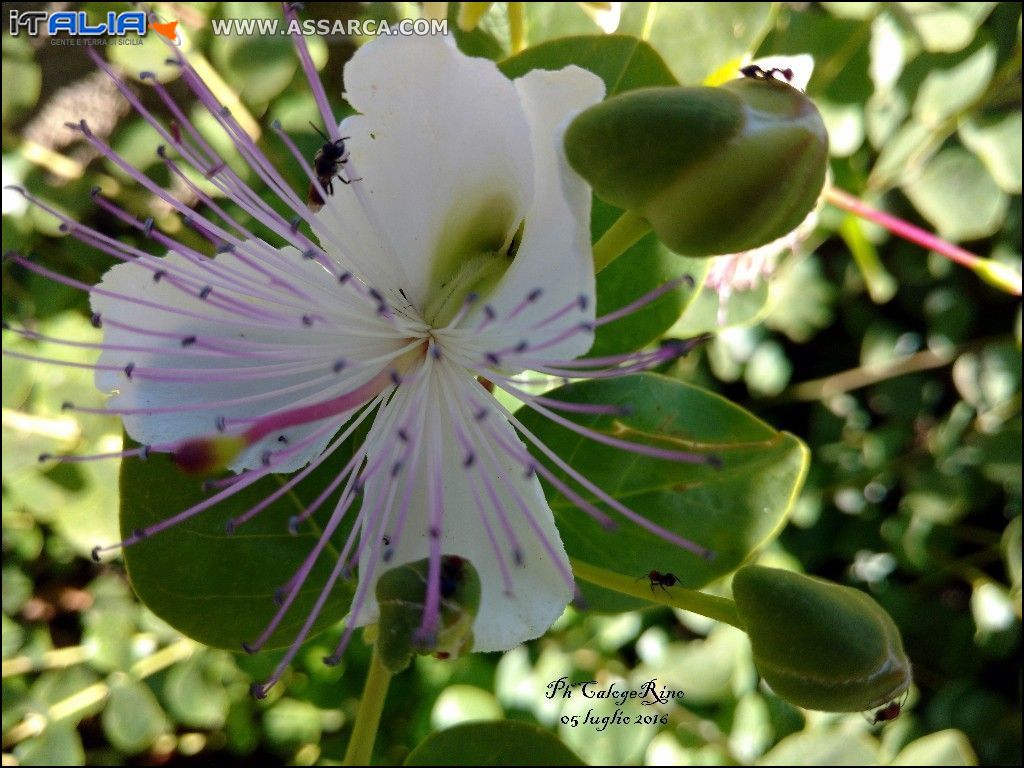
468,65 -> 605,362
352,363 -> 572,651
312,35 -> 534,310
90,245 -> 405,472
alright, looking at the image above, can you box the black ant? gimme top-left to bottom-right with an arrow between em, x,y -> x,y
638,569 -> 679,594
740,64 -> 794,83
307,123 -> 353,212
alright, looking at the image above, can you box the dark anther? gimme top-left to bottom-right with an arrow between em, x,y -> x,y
249,682 -> 267,700
302,248 -> 318,260
484,305 -> 496,320
90,312 -> 103,328
261,451 -> 273,467
156,144 -> 167,157
181,335 -> 197,347
140,445 -> 152,460
368,288 -> 384,303
323,654 -> 341,667
515,340 -> 529,353
38,453 -> 53,462
131,527 -> 146,542
389,370 -> 402,386
397,429 -> 409,442
199,286 -> 213,299
224,519 -> 237,535
524,463 -> 537,478
89,185 -> 102,198
139,70 -> 155,80
289,216 -> 301,233
287,516 -> 300,535
277,435 -> 288,444
142,217 -> 155,236
706,455 -> 724,470
463,452 -> 475,468
429,527 -> 441,539
391,461 -> 403,477
431,345 -> 442,360
513,549 -> 525,567
152,270 -> 167,283
338,271 -> 352,284
61,401 -> 73,411
215,242 -> 235,254
527,288 -> 543,302
332,359 -> 346,373
215,415 -> 226,432
241,641 -> 256,654
474,408 -> 488,422
219,105 -> 231,117
91,546 -> 102,563
273,587 -> 288,606
124,362 -> 135,379
577,294 -> 588,310
301,315 -> 313,327
58,223 -> 70,233
485,352 -> 501,366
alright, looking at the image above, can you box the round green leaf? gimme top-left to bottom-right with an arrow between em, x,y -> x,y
499,35 -> 678,95
515,373 -> 809,610
405,720 -> 583,766
891,730 -> 979,766
101,677 -> 169,755
119,438 -> 358,650
903,148 -> 1008,242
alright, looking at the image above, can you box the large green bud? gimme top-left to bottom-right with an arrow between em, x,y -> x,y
564,78 -> 828,257
733,565 -> 911,712
374,555 -> 481,674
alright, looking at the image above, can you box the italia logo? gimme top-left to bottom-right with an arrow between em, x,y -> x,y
8,10 -> 180,43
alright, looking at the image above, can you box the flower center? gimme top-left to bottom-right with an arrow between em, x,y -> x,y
422,192 -> 524,327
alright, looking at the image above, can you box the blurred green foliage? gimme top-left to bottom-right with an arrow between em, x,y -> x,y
2,2 -> 1020,765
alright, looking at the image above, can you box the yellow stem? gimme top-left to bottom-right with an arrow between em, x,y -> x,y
592,210 -> 651,273
571,559 -> 744,629
342,644 -> 392,766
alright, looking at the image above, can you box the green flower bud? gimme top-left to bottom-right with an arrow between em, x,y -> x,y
564,79 -> 828,257
375,555 -> 481,674
732,565 -> 911,712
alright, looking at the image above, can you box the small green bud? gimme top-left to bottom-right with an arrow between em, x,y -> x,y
375,555 -> 481,674
733,565 -> 911,712
564,79 -> 828,257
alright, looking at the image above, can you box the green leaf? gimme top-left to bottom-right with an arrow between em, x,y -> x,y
405,720 -> 583,766
120,439 -> 358,650
903,148 -> 1008,242
499,35 -> 677,96
163,655 -> 231,730
514,374 -> 808,610
759,729 -> 880,765
13,723 -> 85,767
891,730 -> 979,766
589,200 -> 706,358
629,3 -> 775,85
960,110 -> 1023,194
101,677 -> 169,755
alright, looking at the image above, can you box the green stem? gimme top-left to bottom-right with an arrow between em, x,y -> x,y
592,210 -> 651,273
571,559 -> 744,629
343,644 -> 392,766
